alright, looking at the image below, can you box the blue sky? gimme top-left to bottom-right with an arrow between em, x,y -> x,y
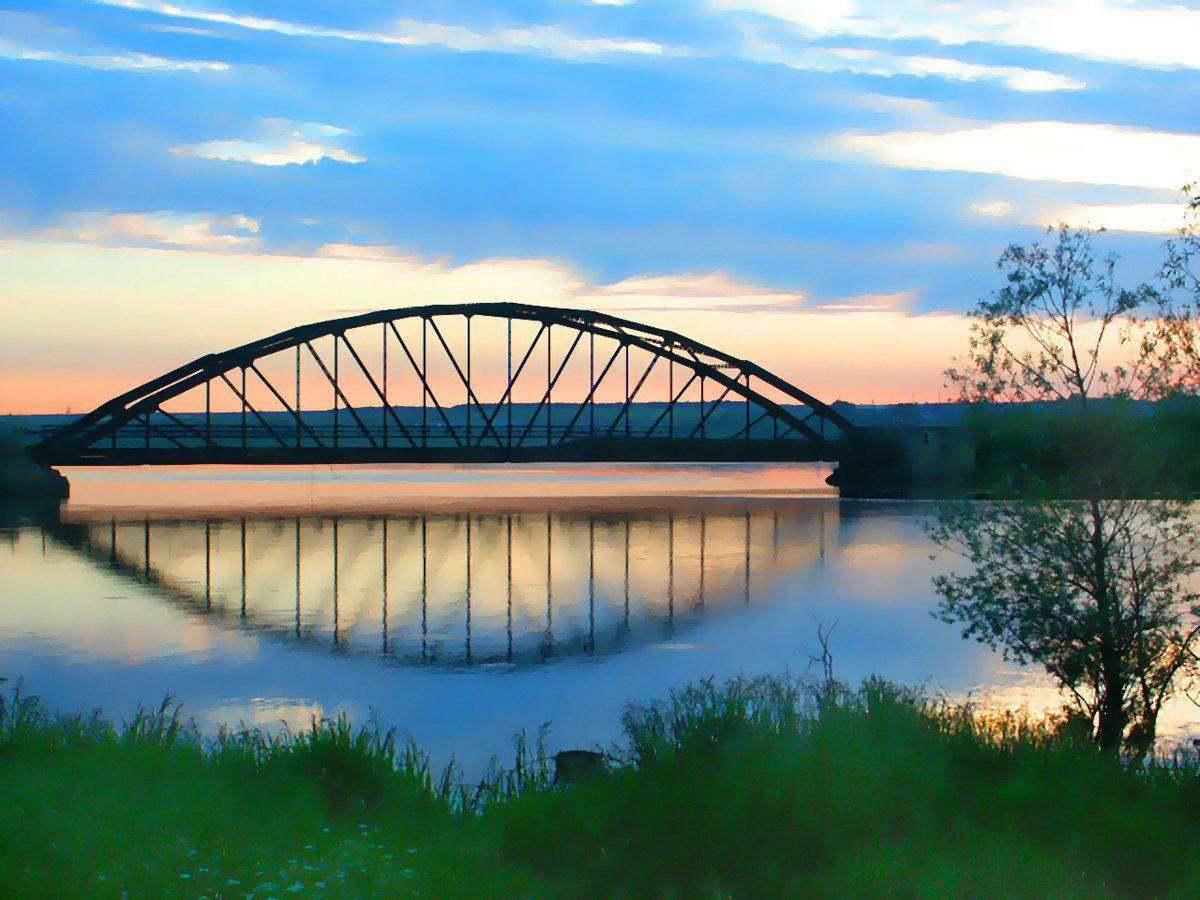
1,1 -> 1198,409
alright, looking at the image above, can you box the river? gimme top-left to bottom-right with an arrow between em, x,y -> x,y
2,462 -> 1196,772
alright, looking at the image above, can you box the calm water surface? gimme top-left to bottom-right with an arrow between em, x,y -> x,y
3,463 -> 1196,771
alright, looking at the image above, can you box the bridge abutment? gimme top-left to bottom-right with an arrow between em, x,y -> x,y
828,425 -> 976,497
0,428 -> 69,508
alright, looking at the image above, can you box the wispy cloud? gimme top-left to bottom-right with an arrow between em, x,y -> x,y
0,15 -> 228,74
714,0 -> 1200,72
310,243 -> 586,302
0,38 -> 227,73
33,211 -> 261,251
141,23 -> 220,38
969,200 -> 1016,218
740,29 -> 1083,92
0,234 -> 970,411
581,271 -> 803,311
97,0 -> 666,59
315,243 -> 434,264
1037,202 -> 1190,234
837,120 -> 1200,190
814,291 -> 913,312
281,246 -> 809,314
172,119 -> 365,166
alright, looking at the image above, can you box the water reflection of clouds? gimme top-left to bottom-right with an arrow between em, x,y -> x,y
1,531 -> 258,665
9,466 -> 1197,771
196,698 -> 330,733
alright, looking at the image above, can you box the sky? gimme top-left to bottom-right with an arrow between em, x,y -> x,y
1,0 -> 1198,412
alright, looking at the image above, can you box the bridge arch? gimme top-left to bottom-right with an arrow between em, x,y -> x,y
33,302 -> 854,465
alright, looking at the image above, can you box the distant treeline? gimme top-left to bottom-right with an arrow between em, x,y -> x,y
962,397 -> 1200,496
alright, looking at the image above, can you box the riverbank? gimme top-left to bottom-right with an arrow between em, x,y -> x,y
4,676 -> 1200,896
0,424 -> 68,504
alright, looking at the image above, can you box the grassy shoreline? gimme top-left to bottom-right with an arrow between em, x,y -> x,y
4,675 -> 1200,896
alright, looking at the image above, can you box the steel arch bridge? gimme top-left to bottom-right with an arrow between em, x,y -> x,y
32,302 -> 855,466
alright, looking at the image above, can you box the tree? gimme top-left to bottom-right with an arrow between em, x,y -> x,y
1159,183 -> 1200,391
929,225 -> 1200,758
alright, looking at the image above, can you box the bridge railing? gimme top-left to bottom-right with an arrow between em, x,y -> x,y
33,403 -> 813,451
34,421 -> 803,448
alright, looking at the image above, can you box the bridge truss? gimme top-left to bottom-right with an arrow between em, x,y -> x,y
33,302 -> 854,465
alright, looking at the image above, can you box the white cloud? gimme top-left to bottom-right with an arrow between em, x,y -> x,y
970,200 -> 1016,218
307,251 -> 805,313
0,226 -> 802,314
315,243 -> 438,264
814,291 -> 913,312
98,0 -> 665,59
1037,202 -> 1189,234
894,54 -> 1081,92
581,271 -> 803,310
175,139 -> 364,166
172,119 -> 365,167
39,211 -> 261,250
713,0 -> 1200,72
837,120 -> 1200,190
309,243 -> 587,301
741,31 -> 1083,92
0,36 -> 227,73
142,23 -> 219,37
0,236 -> 962,410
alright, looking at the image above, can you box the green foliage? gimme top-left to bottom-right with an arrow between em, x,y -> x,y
496,674 -> 1200,897
966,398 -> 1200,497
930,498 -> 1200,755
946,226 -> 1161,405
6,676 -> 1200,895
934,220 -> 1200,758
0,682 -> 545,896
1158,183 -> 1200,392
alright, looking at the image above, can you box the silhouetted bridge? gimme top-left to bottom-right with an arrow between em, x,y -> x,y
32,302 -> 856,466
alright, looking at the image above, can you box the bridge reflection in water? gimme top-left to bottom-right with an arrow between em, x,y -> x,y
50,502 -> 833,666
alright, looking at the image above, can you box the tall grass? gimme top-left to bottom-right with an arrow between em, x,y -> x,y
497,673 -> 1200,896
0,679 -> 549,895
5,673 -> 1200,896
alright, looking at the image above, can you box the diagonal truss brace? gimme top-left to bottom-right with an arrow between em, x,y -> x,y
386,321 -> 463,448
